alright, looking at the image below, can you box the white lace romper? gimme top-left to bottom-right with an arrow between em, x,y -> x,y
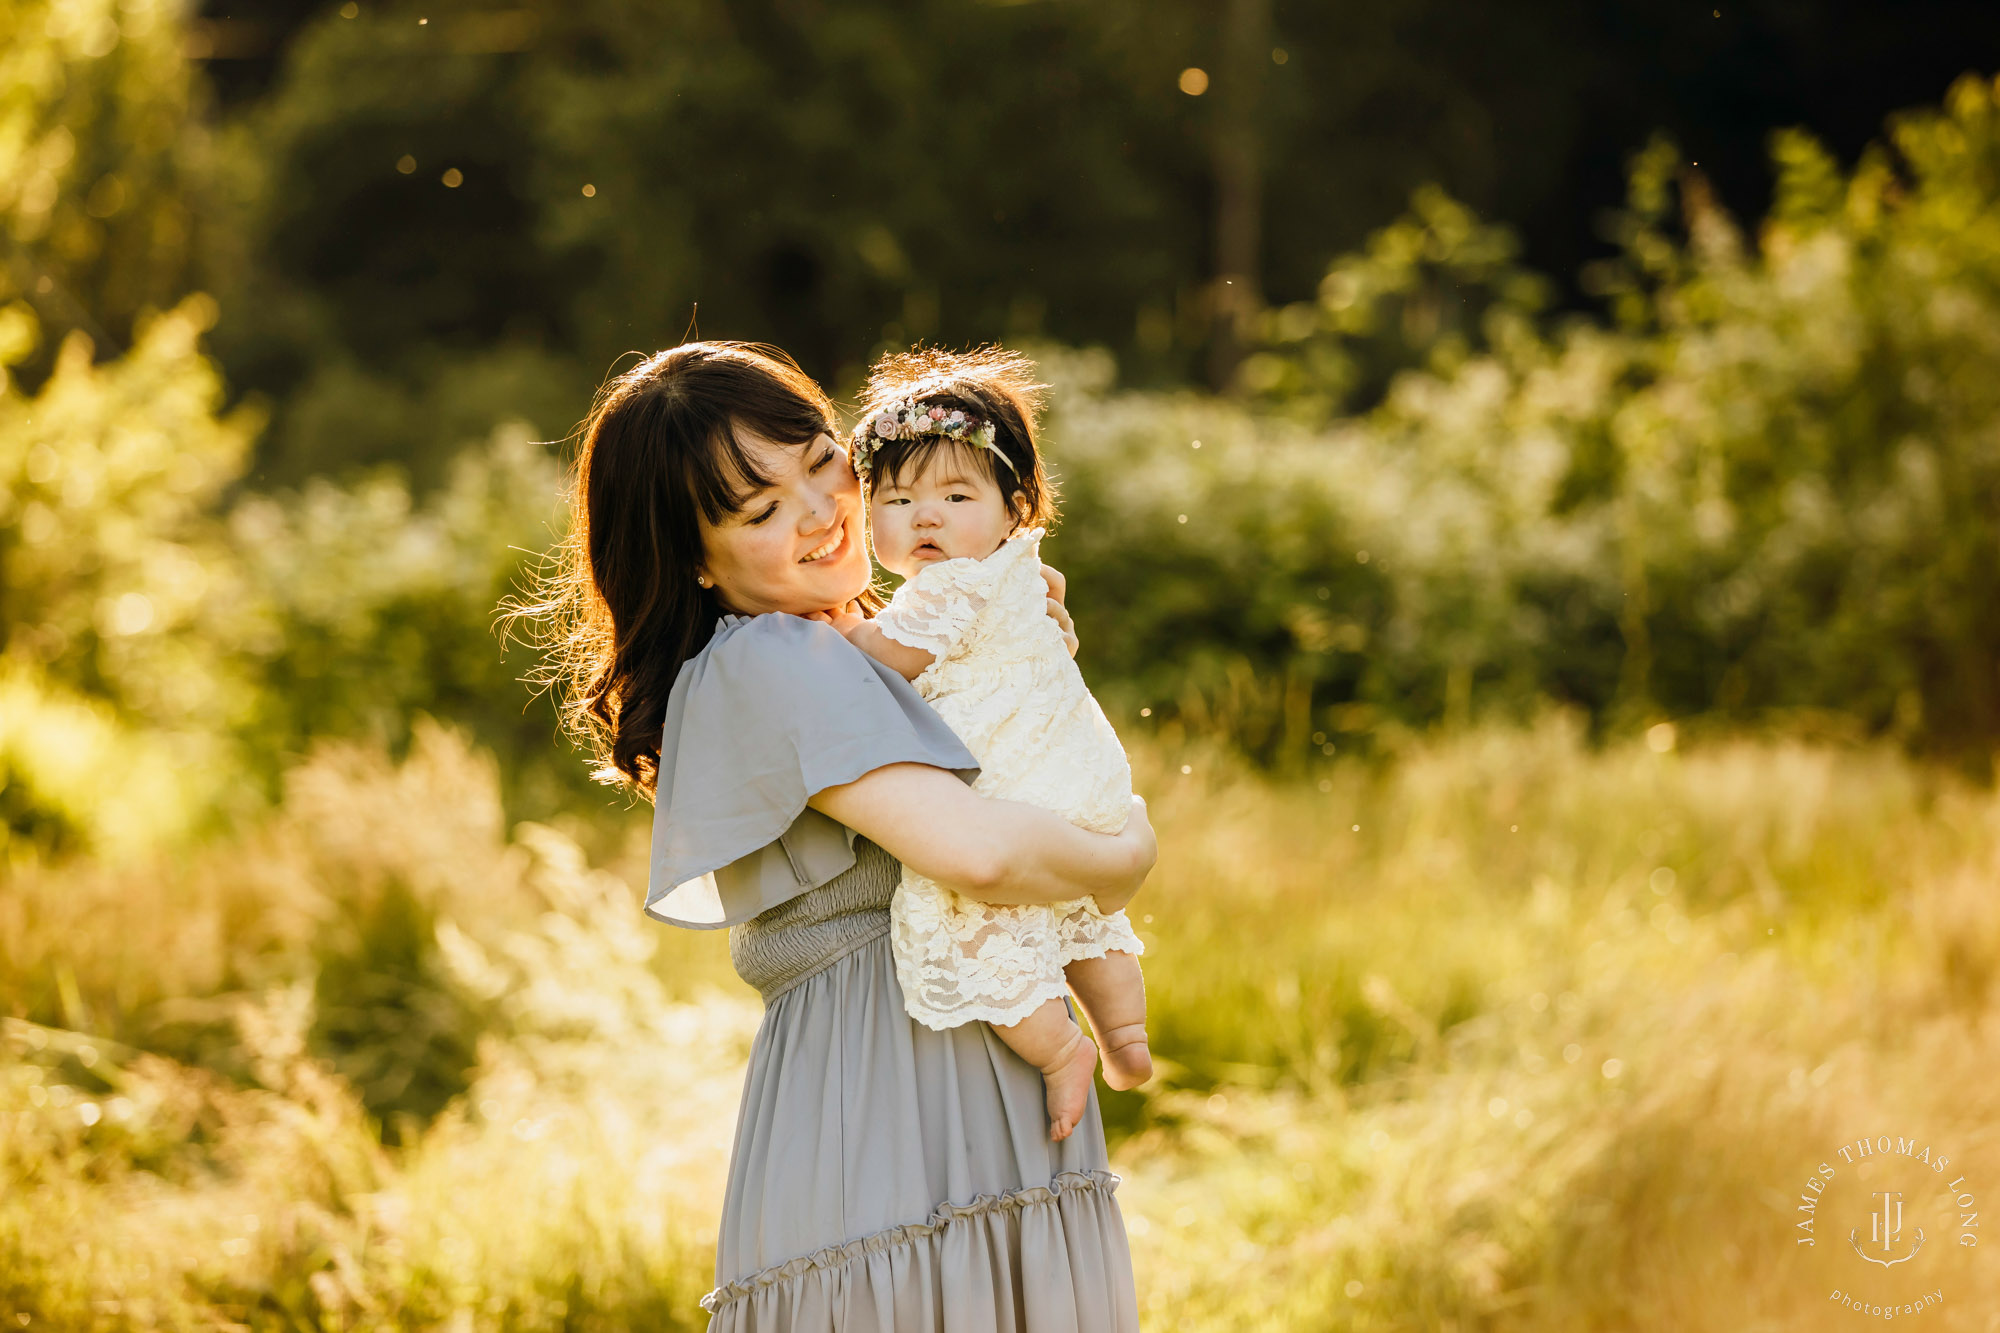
876,526 -> 1145,1031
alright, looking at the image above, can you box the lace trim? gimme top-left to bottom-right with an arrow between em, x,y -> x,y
873,609 -> 963,654
699,1168 -> 1123,1313
1056,935 -> 1146,968
899,970 -> 1077,1032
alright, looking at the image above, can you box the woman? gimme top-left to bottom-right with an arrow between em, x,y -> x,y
527,340 -> 1152,1329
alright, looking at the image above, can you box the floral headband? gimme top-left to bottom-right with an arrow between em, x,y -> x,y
851,397 -> 1016,483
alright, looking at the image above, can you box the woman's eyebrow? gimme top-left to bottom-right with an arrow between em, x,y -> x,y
722,476 -> 778,518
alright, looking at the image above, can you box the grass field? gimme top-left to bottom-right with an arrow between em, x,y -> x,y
4,717 -> 1997,1330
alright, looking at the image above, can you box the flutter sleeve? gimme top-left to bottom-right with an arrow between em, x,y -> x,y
645,613 -> 979,929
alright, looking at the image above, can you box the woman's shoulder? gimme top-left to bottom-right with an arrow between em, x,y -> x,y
649,610 -> 977,930
702,610 -> 851,668
684,612 -> 875,702
667,609 -> 974,775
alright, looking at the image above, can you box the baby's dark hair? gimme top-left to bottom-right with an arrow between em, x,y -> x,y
851,345 -> 1058,528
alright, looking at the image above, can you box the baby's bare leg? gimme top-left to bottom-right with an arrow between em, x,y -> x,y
991,996 -> 1099,1142
1064,951 -> 1151,1090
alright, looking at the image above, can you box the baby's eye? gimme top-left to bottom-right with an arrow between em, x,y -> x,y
947,493 -> 973,503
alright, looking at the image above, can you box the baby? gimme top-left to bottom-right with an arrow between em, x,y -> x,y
834,347 -> 1152,1141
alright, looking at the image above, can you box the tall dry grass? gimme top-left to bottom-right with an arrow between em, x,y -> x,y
1117,716 -> 2000,1330
3,717 -> 1997,1329
1,725 -> 747,1329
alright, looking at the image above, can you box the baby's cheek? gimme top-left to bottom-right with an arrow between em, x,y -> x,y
869,508 -> 905,555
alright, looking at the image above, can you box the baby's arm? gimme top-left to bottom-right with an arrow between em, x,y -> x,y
842,618 -> 936,681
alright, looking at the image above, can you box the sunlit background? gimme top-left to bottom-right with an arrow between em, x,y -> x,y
4,0 -> 2000,1327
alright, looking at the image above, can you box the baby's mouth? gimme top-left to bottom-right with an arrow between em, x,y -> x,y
911,539 -> 945,558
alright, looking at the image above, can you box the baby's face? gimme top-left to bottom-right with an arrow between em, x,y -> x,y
868,442 -> 1019,577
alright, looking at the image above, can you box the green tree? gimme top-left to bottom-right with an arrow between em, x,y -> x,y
0,0 -> 211,377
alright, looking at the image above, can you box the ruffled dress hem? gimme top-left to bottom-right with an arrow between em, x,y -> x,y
700,1169 -> 1125,1316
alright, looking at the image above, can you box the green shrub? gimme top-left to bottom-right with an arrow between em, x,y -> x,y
1049,76 -> 2000,763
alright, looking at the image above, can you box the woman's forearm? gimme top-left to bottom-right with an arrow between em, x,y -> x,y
809,764 -> 1152,908
953,797 -> 1145,907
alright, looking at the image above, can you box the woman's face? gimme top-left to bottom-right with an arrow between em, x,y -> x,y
698,430 -> 871,616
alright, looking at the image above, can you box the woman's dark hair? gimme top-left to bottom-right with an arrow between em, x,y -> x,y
852,345 -> 1057,528
502,341 -> 856,797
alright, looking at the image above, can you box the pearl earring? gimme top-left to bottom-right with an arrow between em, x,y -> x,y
696,575 -> 710,588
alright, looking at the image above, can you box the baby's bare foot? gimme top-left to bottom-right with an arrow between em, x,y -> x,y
1097,1022 -> 1152,1091
1042,1030 -> 1099,1141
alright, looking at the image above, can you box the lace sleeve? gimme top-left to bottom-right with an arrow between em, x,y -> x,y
874,556 -> 1003,662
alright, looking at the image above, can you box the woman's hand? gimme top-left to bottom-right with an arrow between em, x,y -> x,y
1040,564 -> 1079,658
1089,796 -> 1156,915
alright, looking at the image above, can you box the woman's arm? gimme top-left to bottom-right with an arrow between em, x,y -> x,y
810,764 -> 1155,911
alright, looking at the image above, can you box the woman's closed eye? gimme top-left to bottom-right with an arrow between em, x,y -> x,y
744,500 -> 780,526
807,447 -> 837,473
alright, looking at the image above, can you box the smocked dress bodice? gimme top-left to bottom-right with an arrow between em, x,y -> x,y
729,838 -> 899,1003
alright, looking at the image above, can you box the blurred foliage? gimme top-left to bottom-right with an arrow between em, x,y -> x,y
0,0 -> 213,380
6,719 -> 2000,1327
0,287 -> 580,860
2,6 -> 1999,1321
1111,721 -> 2000,1329
1,295 -> 260,857
0,0 -> 594,863
0,725 -> 736,1326
1049,75 -> 2000,763
206,0 -> 1676,483
1238,185 -> 1554,416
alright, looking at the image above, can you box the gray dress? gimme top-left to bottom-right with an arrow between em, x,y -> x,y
648,612 -> 1140,1331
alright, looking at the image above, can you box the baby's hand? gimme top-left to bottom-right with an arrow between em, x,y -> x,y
803,600 -> 867,637
837,610 -> 936,681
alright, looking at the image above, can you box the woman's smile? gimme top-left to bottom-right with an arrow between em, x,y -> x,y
799,516 -> 851,564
